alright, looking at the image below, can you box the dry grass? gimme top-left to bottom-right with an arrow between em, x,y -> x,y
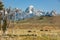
0,16 -> 60,40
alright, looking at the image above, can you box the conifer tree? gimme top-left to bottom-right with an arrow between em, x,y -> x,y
0,1 -> 4,10
0,1 -> 4,30
0,1 -> 7,34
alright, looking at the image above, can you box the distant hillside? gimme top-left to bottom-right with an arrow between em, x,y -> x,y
9,16 -> 60,30
18,16 -> 60,24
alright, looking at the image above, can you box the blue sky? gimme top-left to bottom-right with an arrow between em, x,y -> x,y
2,0 -> 60,13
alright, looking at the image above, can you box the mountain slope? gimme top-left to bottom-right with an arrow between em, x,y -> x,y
9,16 -> 60,30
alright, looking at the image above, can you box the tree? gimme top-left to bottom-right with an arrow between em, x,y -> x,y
0,1 -> 4,30
0,1 -> 4,10
2,17 -> 7,34
0,1 -> 7,34
0,12 -> 2,30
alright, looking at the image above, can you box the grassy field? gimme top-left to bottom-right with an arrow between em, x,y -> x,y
8,16 -> 60,29
0,33 -> 60,40
0,16 -> 60,40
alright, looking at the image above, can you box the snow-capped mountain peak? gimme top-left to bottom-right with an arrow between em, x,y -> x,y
25,5 -> 34,14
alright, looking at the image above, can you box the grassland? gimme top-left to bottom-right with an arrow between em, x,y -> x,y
0,16 -> 60,40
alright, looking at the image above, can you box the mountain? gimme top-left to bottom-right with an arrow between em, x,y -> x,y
25,5 -> 45,17
45,10 -> 56,16
35,10 -> 45,16
5,5 -> 57,21
25,5 -> 36,18
25,5 -> 34,13
50,10 -> 56,16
